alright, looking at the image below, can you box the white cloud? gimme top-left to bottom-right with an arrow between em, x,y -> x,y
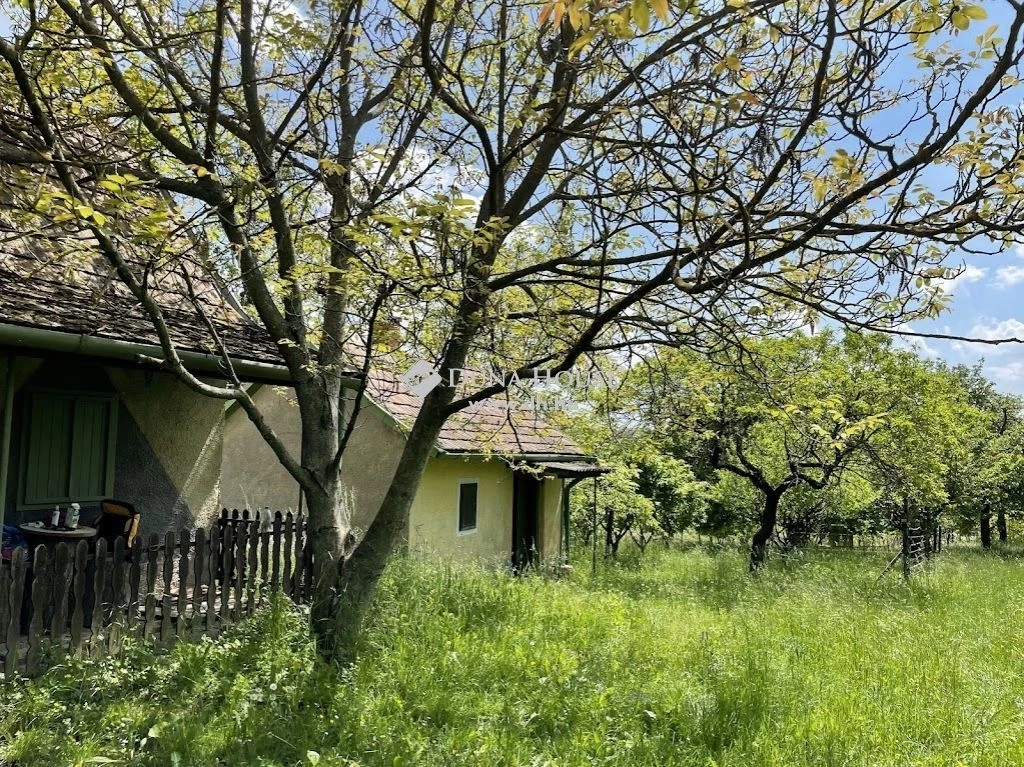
936,265 -> 987,294
910,337 -> 940,359
968,317 -> 1024,341
996,265 -> 1024,288
956,318 -> 1024,359
985,361 -> 1024,394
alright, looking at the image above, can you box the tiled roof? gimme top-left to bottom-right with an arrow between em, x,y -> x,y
366,372 -> 588,458
0,241 -> 283,366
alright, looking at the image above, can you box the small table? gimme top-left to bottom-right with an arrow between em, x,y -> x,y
18,523 -> 98,543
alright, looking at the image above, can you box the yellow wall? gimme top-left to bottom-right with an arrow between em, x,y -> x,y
407,455 -> 514,563
409,459 -> 566,565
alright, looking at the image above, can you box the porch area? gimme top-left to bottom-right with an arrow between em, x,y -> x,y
0,508 -> 312,678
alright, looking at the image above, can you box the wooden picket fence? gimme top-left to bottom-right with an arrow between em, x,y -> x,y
0,509 -> 312,678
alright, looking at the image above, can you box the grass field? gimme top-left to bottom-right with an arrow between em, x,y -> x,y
3,545 -> 1024,766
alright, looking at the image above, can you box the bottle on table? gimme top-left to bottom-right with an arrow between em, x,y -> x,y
67,503 -> 81,530
50,505 -> 61,528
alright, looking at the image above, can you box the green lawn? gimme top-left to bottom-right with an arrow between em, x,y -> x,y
3,546 -> 1024,766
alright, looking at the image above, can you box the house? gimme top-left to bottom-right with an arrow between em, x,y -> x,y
1,230 -> 602,566
0,240 -> 288,534
221,377 -> 605,566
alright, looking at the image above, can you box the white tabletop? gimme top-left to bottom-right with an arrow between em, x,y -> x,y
19,523 -> 98,539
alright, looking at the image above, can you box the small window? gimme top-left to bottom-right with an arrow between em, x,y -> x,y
20,391 -> 118,507
458,482 -> 478,532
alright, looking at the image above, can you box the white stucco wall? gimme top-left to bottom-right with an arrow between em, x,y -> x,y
220,386 -> 407,534
104,367 -> 224,530
220,386 -> 303,514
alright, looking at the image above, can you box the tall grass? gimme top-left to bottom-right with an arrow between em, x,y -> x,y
3,546 -> 1024,766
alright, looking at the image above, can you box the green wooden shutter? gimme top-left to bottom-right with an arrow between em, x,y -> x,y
21,391 -> 117,506
69,397 -> 114,498
22,393 -> 73,505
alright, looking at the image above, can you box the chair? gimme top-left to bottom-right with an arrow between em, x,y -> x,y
93,499 -> 141,551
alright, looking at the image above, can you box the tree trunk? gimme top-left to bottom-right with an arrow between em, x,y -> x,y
997,509 -> 1008,544
604,508 -> 615,557
750,488 -> 783,571
981,509 -> 992,550
309,393 -> 449,662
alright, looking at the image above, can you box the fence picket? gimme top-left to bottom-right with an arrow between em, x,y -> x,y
127,546 -> 141,636
90,538 -> 109,657
0,561 -> 11,655
177,530 -> 190,636
25,545 -> 49,676
259,509 -> 270,590
271,512 -> 282,593
5,548 -> 27,677
160,594 -> 173,646
145,533 -> 160,607
143,592 -> 157,640
283,512 -> 294,599
219,522 -> 233,625
192,528 -> 207,640
206,525 -> 219,637
49,542 -> 72,654
69,541 -> 88,659
233,522 -> 246,621
108,538 -> 127,655
247,521 -> 259,616
292,517 -> 305,604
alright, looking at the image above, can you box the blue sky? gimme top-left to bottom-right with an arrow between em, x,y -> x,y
911,257 -> 1024,393
2,5 -> 1024,392
895,1 -> 1024,393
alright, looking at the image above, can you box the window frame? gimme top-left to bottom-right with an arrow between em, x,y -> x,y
457,479 -> 479,535
18,388 -> 119,509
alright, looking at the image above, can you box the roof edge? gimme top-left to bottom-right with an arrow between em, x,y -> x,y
0,321 -> 295,385
439,450 -> 597,462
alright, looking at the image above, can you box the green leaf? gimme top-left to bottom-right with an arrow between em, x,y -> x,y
962,5 -> 987,20
632,0 -> 650,33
